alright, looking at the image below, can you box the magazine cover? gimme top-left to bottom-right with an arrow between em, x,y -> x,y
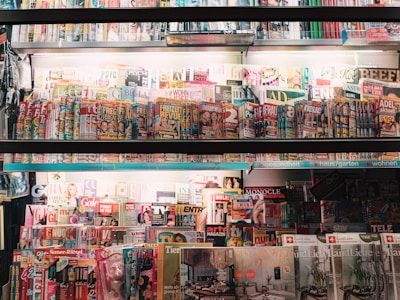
262,102 -> 278,139
93,202 -> 120,226
281,233 -> 328,300
378,95 -> 400,137
124,226 -> 146,244
158,242 -> 213,300
123,247 -> 140,300
151,203 -> 175,226
122,201 -> 141,226
233,246 -> 295,299
131,102 -> 148,139
175,204 -> 202,227
156,230 -> 205,244
198,101 -> 224,139
222,102 -> 239,139
202,188 -> 240,222
244,186 -> 287,224
46,181 -> 82,207
238,101 -> 257,139
226,223 -> 253,247
206,193 -> 231,225
302,100 -> 321,138
137,246 -> 157,300
252,85 -> 307,104
325,232 -> 382,300
24,204 -> 48,226
230,194 -> 252,224
214,85 -> 232,103
96,100 -> 119,140
252,227 -> 277,246
154,99 -> 183,140
180,247 -> 236,300
78,197 -> 100,225
380,233 -> 400,300
205,225 -> 227,246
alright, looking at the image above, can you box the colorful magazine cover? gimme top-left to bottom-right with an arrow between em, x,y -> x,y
233,246 -> 295,299
226,223 -> 253,247
222,102 -> 239,139
230,194 -> 253,224
93,202 -> 120,226
198,102 -> 223,139
132,102 -> 149,139
123,247 -> 140,300
157,242 -> 213,300
262,102 -> 278,139
175,204 -> 203,227
156,230 -> 205,244
96,100 -> 119,140
302,100 -> 322,138
137,247 -> 157,300
154,99 -> 183,139
238,101 -> 257,139
378,95 -> 400,137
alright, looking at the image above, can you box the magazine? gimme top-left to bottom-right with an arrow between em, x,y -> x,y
233,246 -> 296,299
93,202 -> 120,226
154,99 -> 183,140
281,233 -> 328,300
205,225 -> 227,246
238,101 -> 257,139
380,233 -> 400,300
96,100 -> 119,140
180,247 -> 236,300
325,232 -> 382,300
222,102 -> 239,139
157,242 -> 213,300
198,102 -> 223,139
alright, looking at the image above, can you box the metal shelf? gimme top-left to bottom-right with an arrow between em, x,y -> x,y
12,39 -> 400,54
3,162 -> 249,171
251,159 -> 400,170
1,7 -> 400,25
1,138 -> 400,154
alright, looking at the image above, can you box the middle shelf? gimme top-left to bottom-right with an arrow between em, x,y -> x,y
4,158 -> 400,171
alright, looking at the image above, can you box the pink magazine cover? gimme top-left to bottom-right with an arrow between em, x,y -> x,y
25,204 -> 48,226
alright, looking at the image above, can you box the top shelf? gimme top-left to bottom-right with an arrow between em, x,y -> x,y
1,7 -> 400,25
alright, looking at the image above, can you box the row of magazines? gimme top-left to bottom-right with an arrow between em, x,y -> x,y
8,232 -> 400,300
10,21 -> 400,43
9,152 -> 400,165
10,93 -> 400,143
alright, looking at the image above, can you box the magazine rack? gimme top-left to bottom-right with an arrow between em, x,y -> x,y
0,7 -> 399,159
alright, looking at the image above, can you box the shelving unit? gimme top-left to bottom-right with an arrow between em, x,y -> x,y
1,5 -> 400,300
0,6 -> 398,158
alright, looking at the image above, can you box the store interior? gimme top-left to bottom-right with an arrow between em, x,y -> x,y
1,4 -> 400,300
